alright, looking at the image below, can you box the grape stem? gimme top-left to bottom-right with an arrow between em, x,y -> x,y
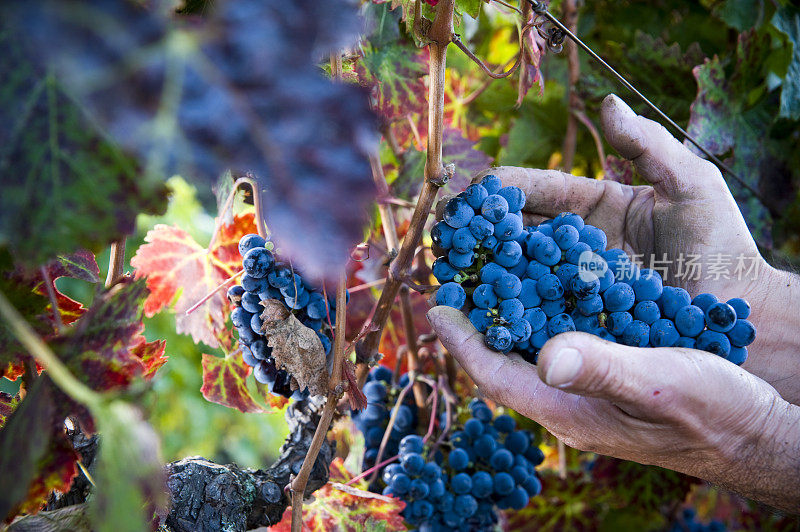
184,269 -> 244,315
369,376 -> 417,484
105,237 -> 127,288
356,0 -> 456,381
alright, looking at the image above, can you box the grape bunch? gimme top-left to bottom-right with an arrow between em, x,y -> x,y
353,367 -> 420,471
358,367 -> 543,530
432,175 -> 756,365
227,233 -> 343,399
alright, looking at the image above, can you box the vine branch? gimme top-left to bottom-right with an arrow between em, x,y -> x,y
105,238 -> 127,288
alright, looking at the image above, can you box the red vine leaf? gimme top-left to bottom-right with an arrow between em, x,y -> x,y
131,213 -> 257,347
129,332 -> 168,380
272,458 -> 406,532
518,21 -> 547,104
260,300 -> 328,397
201,353 -> 271,414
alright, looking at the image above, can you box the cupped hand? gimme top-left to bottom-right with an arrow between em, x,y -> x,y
427,306 -> 800,512
478,94 -> 764,299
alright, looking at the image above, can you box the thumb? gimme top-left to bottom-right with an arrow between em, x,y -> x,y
600,94 -> 727,202
536,332 -> 670,419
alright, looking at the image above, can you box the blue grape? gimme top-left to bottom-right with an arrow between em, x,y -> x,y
485,326 -> 513,352
495,213 -> 523,241
432,221 -> 456,249
650,319 -> 680,347
421,461 -> 441,482
508,255 -> 529,278
449,447 -> 470,471
526,260 -> 550,280
497,186 -> 526,212
394,405 -> 414,430
391,473 -> 411,495
530,327 -> 550,349
727,319 -> 755,347
537,223 -> 554,238
469,308 -> 494,333
463,183 -> 489,209
432,257 -> 458,283
471,471 -> 494,498
578,225 -> 607,252
633,300 -> 661,325
533,236 -> 561,266
507,486 -> 530,510
621,320 -> 650,347
444,197 -> 475,228
250,313 -> 264,334
448,248 -> 475,269
606,311 -> 632,336
691,293 -> 718,312
494,272 -> 522,299
231,307 -> 253,329
554,263 -> 579,288
451,430 -> 470,449
241,291 -> 263,313
452,227 -> 478,253
242,273 -> 268,293
306,293 -> 329,319
371,366 -> 393,384
402,453 -> 426,475
726,297 -> 751,319
604,282 -> 635,312
541,298 -> 566,317
267,266 -> 293,289
493,472 -> 515,495
410,478 -> 430,498
547,313 -> 576,336
254,360 -> 277,384
364,380 -> 388,403
482,194 -> 510,223
365,426 -> 384,447
480,262 -> 507,285
227,284 -> 245,304
454,494 -> 478,518
632,269 -> 663,302
464,417 -> 485,439
524,307 -> 547,332
493,414 -> 516,433
570,271 -> 600,299
473,433 -> 498,456
658,286 -> 691,319
572,310 -> 600,332
498,298 -> 524,323
242,247 -> 274,278
518,279 -> 542,308
696,330 -> 731,357
576,294 -> 603,316
522,474 -> 542,496
490,448 -> 514,471
468,215 -> 494,241
509,319 -> 532,343
505,431 -> 529,454
705,302 -> 737,332
241,344 -> 259,366
554,224 -> 580,250
494,240 -> 523,267
565,241 -> 592,265
481,174 -> 503,195
473,404 -> 493,423
726,346 -> 748,365
598,267 -> 615,292
483,235 -> 499,251
238,234 -> 266,256
472,284 -> 499,309
552,212 -> 585,231
674,305 -> 705,337
451,472 -> 473,494
675,337 -> 696,348
536,274 -> 564,300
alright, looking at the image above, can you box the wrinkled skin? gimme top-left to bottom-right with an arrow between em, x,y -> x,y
428,95 -> 800,513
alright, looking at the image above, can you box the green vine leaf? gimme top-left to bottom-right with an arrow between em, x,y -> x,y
772,5 -> 800,121
201,353 -> 274,414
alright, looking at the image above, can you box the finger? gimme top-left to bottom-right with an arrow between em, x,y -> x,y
426,305 -> 561,415
536,332 -> 681,421
600,94 -> 727,201
474,167 -> 615,218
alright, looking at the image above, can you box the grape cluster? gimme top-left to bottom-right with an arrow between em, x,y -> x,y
432,176 -> 756,365
228,233 -> 343,399
670,508 -> 727,532
353,367 -> 420,471
358,368 -> 543,530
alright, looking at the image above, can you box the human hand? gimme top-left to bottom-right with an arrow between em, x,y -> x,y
427,305 -> 800,513
472,94 -> 800,403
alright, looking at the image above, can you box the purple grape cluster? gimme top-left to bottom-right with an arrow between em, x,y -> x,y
228,233 -> 345,399
358,368 -> 543,530
432,176 -> 756,365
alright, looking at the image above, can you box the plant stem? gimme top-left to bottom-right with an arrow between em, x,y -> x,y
356,0 -> 454,377
290,274 -> 348,532
40,265 -> 64,333
369,378 -> 416,483
0,290 -> 101,408
561,0 -> 580,172
105,237 -> 126,288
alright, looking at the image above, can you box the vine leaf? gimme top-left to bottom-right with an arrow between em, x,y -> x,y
518,23 -> 547,104
0,249 -> 99,380
131,213 -> 257,348
772,5 -> 800,121
128,332 -> 168,381
272,458 -> 406,531
260,300 -> 329,397
200,353 -> 272,414
685,31 -> 773,245
0,32 -> 168,268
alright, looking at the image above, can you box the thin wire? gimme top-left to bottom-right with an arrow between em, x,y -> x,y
525,0 -> 763,201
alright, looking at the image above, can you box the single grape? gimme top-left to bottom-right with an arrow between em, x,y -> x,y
494,212 -> 523,241
530,327 -> 549,349
524,307 -> 547,332
451,472 -> 473,494
541,297 -> 566,317
536,273 -> 564,300
391,473 -> 411,495
306,293 -> 329,319
554,263 -> 579,288
480,262 -> 507,285
537,223 -> 554,238
463,183 -> 489,209
250,312 -> 263,335
674,305 -> 705,337
493,472 -> 515,495
507,486 -> 530,510
254,360 -> 277,384
570,271 -> 601,300
632,269 -> 663,302
444,197 -> 475,228
452,227 -> 478,253
363,380 -> 388,403
449,447 -> 470,471
578,225 -> 607,252
238,234 -> 267,257
575,295 -> 603,316
494,240 -> 523,267
518,278 -> 542,308
603,282 -> 635,312
650,319 -> 680,347
241,291 -> 263,313
497,186 -> 526,212
658,286 -> 691,319
420,461 -> 441,483
481,174 -> 503,195
242,247 -> 274,278
726,346 -> 748,365
621,320 -> 650,347
241,273 -> 268,293
371,366 -> 393,384
469,308 -> 494,333
505,431 -> 529,454
554,224 -> 580,250
267,266 -> 293,289
705,302 -> 737,332
606,311 -> 633,336
401,453 -> 426,475
454,494 -> 478,518
494,272 -> 522,299
472,284 -> 499,309
448,248 -> 475,269
241,344 -> 259,367
432,221 -> 456,249
485,325 -> 513,351
227,285 -> 245,305
468,215 -> 495,241
675,336 -> 696,348
533,236 -> 561,266
410,478 -> 430,498
572,310 -> 600,332
471,471 -> 494,499
727,319 -> 756,347
493,414 -> 516,433
498,298 -> 524,323
633,300 -> 661,325
547,313 -> 576,336
691,293 -> 718,312
482,194 -> 510,223
552,212 -> 585,231
473,404 -> 493,423
526,260 -> 550,280
726,297 -> 751,319
696,330 -> 731,357
565,242 -> 592,265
